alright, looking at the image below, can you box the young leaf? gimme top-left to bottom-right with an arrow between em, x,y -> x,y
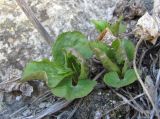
65,48 -> 89,80
92,17 -> 126,36
89,41 -> 110,54
119,23 -> 127,34
52,31 -> 93,65
89,41 -> 116,62
122,60 -> 128,76
111,39 -> 126,64
51,78 -> 96,100
110,16 -> 126,36
111,39 -> 135,64
103,69 -> 137,88
91,48 -> 121,74
22,59 -> 73,88
122,39 -> 135,61
51,47 -> 96,100
92,20 -> 109,32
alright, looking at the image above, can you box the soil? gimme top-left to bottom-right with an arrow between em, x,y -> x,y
0,0 -> 157,119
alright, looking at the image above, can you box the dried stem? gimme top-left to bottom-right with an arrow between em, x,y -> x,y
16,0 -> 53,45
133,38 -> 159,118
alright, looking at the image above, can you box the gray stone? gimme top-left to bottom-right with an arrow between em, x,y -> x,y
22,109 -> 32,116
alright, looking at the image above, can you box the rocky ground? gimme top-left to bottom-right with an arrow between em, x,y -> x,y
0,0 -> 155,119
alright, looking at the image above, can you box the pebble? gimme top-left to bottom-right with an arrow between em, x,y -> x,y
94,110 -> 102,119
39,102 -> 46,108
16,95 -> 22,101
98,91 -> 102,95
22,109 -> 32,116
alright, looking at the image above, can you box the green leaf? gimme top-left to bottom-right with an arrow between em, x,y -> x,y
89,41 -> 110,54
22,59 -> 73,88
111,39 -> 121,50
49,48 -> 95,100
122,39 -> 135,61
65,48 -> 89,80
92,20 -> 109,32
92,17 -> 126,35
122,60 -> 128,76
103,69 -> 137,88
21,71 -> 48,82
51,78 -> 96,100
52,31 -> 93,65
110,16 -> 126,36
111,39 -> 135,64
111,39 -> 126,64
91,48 -> 121,74
89,41 -> 116,61
119,23 -> 127,34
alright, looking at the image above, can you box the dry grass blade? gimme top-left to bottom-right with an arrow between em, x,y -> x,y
16,0 -> 53,45
103,93 -> 145,115
112,90 -> 148,116
156,69 -> 160,88
28,100 -> 72,119
133,39 -> 159,118
93,69 -> 106,81
0,78 -> 20,86
67,98 -> 83,119
9,91 -> 51,118
124,89 -> 146,114
10,106 -> 28,118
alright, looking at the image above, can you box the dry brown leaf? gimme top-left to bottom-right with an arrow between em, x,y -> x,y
134,12 -> 160,44
97,28 -> 116,45
134,0 -> 160,44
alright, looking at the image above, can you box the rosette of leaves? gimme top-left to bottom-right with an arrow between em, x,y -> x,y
90,39 -> 137,88
22,31 -> 96,100
90,17 -> 137,88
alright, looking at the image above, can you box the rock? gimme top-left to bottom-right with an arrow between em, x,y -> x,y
94,110 -> 102,119
39,102 -> 46,108
114,0 -> 147,20
38,102 -> 52,109
22,109 -> 32,116
16,95 -> 22,101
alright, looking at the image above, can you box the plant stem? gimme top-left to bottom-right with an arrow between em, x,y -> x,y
16,0 -> 53,45
133,38 -> 159,118
93,48 -> 121,74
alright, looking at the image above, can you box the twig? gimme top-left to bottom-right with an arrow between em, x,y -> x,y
10,106 -> 28,118
15,0 -> 53,45
156,69 -> 160,88
124,89 -> 146,114
67,98 -> 83,119
138,49 -> 147,69
28,100 -> 72,119
133,38 -> 158,117
93,69 -> 106,81
0,78 -> 20,86
10,91 -> 51,118
113,90 -> 148,116
103,93 -> 145,115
